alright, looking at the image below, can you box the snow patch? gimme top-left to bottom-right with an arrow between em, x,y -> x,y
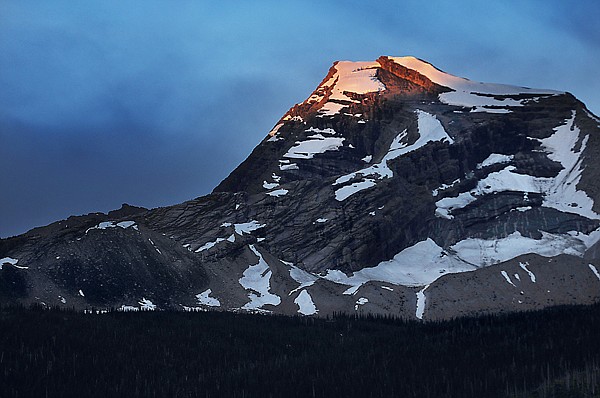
589,264 -> 600,281
519,262 -> 536,283
195,238 -> 225,252
319,102 -> 346,116
306,127 -> 337,135
415,285 -> 430,320
266,189 -> 288,197
435,192 -> 476,219
501,271 -> 516,287
279,162 -> 299,171
442,91 -> 522,109
85,220 -> 137,234
470,107 -> 512,114
432,178 -> 460,197
289,266 -> 318,295
283,137 -> 345,159
239,245 -> 281,311
477,166 -> 540,195
514,206 -> 532,212
268,122 -> 284,138
294,290 -> 318,315
415,110 -> 454,146
354,297 -> 369,311
196,289 -> 221,307
343,285 -> 361,295
234,221 -> 265,235
148,238 -> 162,254
334,179 -> 377,201
139,298 -> 156,310
452,231 -> 586,267
477,154 -> 514,169
0,257 -> 20,270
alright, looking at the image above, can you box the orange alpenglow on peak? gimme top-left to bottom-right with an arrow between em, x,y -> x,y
267,56 -> 562,138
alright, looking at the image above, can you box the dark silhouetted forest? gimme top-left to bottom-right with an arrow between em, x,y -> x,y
0,304 -> 599,397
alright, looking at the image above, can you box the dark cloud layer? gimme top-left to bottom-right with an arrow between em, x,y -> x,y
1,0 -> 599,237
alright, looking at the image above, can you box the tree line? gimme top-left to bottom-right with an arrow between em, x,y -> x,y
0,303 -> 599,397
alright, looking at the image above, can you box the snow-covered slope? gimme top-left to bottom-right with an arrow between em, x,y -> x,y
388,56 -> 561,111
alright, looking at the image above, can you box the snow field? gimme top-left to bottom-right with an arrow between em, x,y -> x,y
388,56 -> 560,112
435,113 -> 599,221
316,61 -> 385,116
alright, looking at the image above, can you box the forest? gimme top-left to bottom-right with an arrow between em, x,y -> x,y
0,304 -> 599,398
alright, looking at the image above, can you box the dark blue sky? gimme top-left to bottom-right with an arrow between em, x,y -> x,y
1,0 -> 599,237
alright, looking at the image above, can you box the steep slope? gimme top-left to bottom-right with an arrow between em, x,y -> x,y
2,56 -> 600,319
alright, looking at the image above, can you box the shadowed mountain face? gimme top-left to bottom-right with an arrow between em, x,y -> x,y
2,56 -> 600,319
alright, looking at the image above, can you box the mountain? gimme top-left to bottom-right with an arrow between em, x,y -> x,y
2,56 -> 600,320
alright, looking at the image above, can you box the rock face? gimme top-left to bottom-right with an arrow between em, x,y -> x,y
2,56 -> 600,319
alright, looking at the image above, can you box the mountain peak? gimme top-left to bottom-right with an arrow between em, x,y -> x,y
267,55 -> 564,139
267,56 -> 446,137
2,55 -> 600,320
